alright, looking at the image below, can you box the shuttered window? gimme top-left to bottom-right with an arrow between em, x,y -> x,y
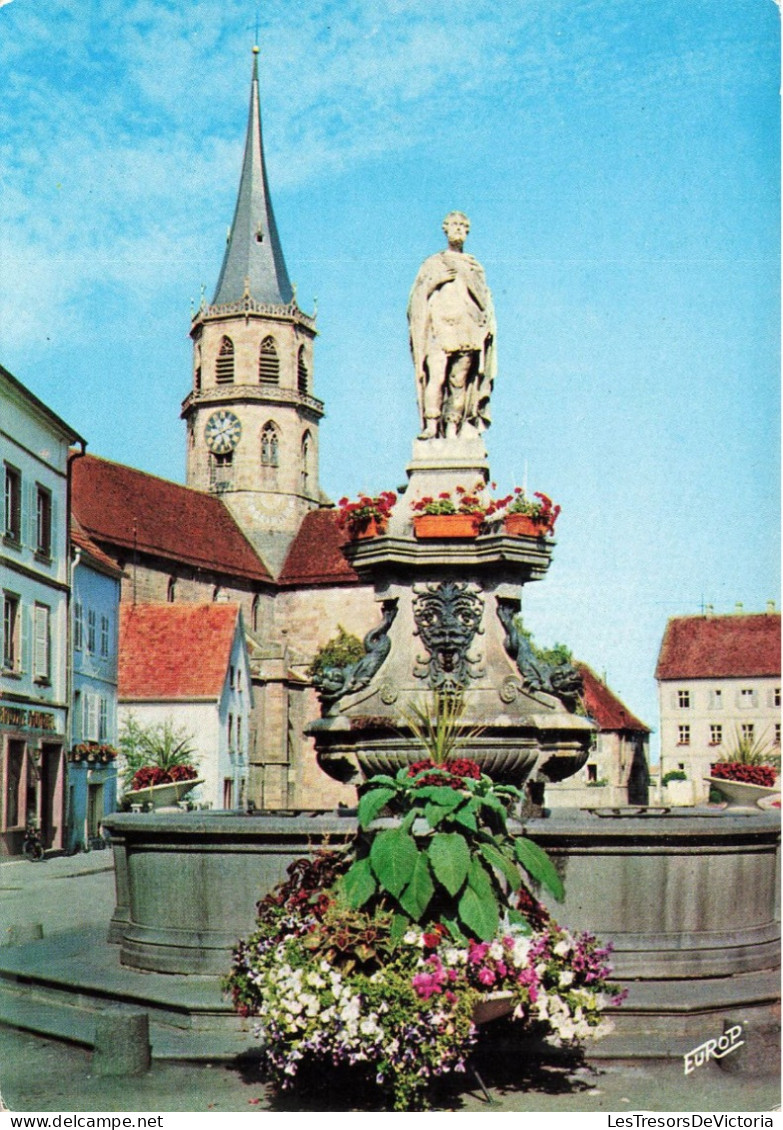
259,337 -> 280,384
216,337 -> 235,384
297,347 -> 308,394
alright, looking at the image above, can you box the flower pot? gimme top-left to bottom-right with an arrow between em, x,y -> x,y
350,516 -> 387,540
124,777 -> 204,811
413,513 -> 479,539
504,513 -> 548,537
704,775 -> 779,814
473,990 -> 516,1026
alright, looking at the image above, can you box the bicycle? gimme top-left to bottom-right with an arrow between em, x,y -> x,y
22,822 -> 44,862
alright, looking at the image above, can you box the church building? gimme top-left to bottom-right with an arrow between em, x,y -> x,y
70,47 -> 375,811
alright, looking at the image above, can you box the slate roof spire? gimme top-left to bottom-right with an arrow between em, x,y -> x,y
212,45 -> 293,306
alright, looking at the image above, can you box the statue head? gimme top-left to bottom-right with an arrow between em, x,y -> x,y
442,211 -> 470,249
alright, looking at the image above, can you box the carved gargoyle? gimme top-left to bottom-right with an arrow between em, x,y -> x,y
312,599 -> 398,715
496,597 -> 583,712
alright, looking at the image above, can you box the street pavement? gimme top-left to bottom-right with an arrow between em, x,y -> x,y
0,851 -> 779,1114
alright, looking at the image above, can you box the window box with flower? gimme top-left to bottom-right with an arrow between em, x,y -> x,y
501,489 -> 561,537
411,483 -> 507,539
69,742 -> 119,767
336,491 -> 397,540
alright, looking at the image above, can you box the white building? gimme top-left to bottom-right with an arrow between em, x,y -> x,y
1,364 -> 85,854
545,663 -> 650,807
117,602 -> 253,809
655,607 -> 781,804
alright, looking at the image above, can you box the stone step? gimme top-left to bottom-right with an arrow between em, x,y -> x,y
0,976 -> 255,1060
0,925 -> 255,1060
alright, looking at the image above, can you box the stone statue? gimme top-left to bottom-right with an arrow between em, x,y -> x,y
407,212 -> 496,440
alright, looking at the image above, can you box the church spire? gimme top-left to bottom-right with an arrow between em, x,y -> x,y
212,46 -> 293,306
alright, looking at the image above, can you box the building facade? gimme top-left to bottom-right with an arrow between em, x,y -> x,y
66,516 -> 123,851
656,607 -> 781,804
1,364 -> 84,855
117,603 -> 254,810
545,663 -> 650,807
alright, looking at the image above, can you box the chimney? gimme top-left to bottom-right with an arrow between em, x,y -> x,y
767,600 -> 777,614
734,602 -> 744,615
705,604 -> 714,617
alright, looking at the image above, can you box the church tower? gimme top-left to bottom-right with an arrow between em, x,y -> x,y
182,45 -> 323,576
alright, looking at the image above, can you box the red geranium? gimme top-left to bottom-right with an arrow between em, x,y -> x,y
407,757 -> 483,790
710,762 -> 777,788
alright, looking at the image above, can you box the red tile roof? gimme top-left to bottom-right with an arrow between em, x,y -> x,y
278,508 -> 360,587
655,613 -> 781,681
576,663 -> 650,733
70,453 -> 272,584
71,516 -> 125,578
119,603 -> 241,699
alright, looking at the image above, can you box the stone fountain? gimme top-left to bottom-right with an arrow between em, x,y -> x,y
1,214 -> 775,1070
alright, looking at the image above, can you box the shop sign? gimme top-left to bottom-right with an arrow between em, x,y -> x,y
0,705 -> 58,732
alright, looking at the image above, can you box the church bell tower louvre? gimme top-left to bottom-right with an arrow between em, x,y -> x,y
182,45 -> 323,577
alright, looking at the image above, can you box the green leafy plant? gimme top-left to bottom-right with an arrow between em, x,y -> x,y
662,769 -> 687,786
401,691 -> 483,765
717,727 -> 780,771
119,713 -> 199,792
512,616 -> 573,668
341,762 -> 564,942
307,627 -> 365,681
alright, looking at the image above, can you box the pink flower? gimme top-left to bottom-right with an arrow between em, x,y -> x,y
468,941 -> 490,965
478,967 -> 496,986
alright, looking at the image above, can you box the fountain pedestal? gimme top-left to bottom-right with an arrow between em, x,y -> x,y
308,438 -> 594,790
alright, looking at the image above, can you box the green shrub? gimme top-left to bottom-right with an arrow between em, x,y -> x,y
307,626 -> 365,679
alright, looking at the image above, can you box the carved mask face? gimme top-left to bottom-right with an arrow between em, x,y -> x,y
413,583 -> 483,684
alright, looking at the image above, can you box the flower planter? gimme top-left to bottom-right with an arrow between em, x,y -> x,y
473,990 -> 515,1026
413,513 -> 479,539
124,777 -> 204,811
350,516 -> 387,540
504,513 -> 548,537
704,775 -> 779,814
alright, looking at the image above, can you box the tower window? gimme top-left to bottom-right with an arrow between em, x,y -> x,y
194,366 -> 202,392
167,577 -> 177,603
261,422 -> 280,467
301,431 -> 311,493
297,347 -> 309,395
259,337 -> 280,385
216,336 -> 235,384
209,452 -> 234,492
251,594 -> 260,633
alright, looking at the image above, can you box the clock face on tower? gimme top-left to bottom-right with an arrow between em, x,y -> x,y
204,410 -> 242,454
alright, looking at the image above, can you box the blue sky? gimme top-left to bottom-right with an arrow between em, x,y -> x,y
1,0 -> 779,756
